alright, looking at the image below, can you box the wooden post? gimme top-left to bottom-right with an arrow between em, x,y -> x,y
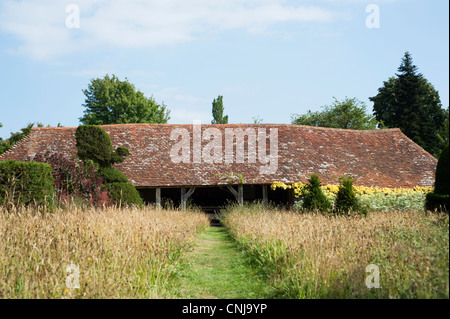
238,184 -> 243,206
262,185 -> 268,206
181,187 -> 196,210
227,185 -> 244,206
155,187 -> 161,209
227,185 -> 239,202
181,187 -> 186,210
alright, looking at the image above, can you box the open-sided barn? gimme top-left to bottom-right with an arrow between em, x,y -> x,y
0,123 -> 437,210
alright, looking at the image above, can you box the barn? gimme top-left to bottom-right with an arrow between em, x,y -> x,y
0,123 -> 437,211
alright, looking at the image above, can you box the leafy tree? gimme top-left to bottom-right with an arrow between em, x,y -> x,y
80,74 -> 170,125
291,97 -> 380,130
0,122 -> 62,155
370,52 -> 446,157
0,123 -> 34,155
211,95 -> 228,124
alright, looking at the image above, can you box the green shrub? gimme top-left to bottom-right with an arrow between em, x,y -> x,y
302,174 -> 331,212
0,160 -> 54,208
335,176 -> 361,214
97,167 -> 129,183
104,182 -> 144,207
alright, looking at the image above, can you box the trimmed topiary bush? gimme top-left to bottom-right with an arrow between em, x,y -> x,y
75,125 -> 143,207
0,160 -> 54,208
426,143 -> 449,212
104,182 -> 144,207
96,167 -> 129,183
302,174 -> 331,212
75,125 -> 128,167
335,175 -> 362,214
76,125 -> 115,167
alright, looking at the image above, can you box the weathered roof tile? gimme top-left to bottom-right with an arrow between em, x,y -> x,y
0,124 -> 437,188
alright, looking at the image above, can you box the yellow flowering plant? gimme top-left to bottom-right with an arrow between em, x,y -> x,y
271,181 -> 433,212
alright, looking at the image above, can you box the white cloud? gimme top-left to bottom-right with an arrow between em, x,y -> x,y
0,0 -> 337,61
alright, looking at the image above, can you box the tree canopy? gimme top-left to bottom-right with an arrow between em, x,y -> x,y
211,95 -> 228,124
291,97 -> 380,130
0,123 -> 34,155
370,52 -> 446,157
0,123 -> 62,155
79,74 -> 170,125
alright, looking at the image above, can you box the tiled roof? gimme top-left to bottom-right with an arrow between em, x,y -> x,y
0,124 -> 437,188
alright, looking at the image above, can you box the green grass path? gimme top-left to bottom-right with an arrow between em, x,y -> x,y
174,226 -> 278,299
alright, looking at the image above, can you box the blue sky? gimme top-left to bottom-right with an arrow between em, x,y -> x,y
0,0 -> 448,139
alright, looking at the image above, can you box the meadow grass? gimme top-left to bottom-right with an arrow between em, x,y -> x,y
0,204 -> 210,298
222,204 -> 449,299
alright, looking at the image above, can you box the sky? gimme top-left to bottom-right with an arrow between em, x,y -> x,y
0,0 -> 448,139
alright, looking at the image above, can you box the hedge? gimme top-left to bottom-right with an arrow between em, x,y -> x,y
0,160 -> 54,208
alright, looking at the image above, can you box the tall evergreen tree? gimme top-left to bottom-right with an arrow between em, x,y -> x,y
437,107 -> 449,157
211,95 -> 228,124
370,52 -> 446,157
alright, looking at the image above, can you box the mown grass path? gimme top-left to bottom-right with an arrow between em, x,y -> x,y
174,226 -> 279,299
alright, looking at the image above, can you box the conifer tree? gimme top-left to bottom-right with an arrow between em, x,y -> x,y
211,95 -> 228,124
370,52 -> 446,157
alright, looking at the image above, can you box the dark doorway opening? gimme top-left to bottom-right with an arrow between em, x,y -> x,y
137,188 -> 154,205
137,185 -> 293,210
190,186 -> 235,212
268,187 -> 293,207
